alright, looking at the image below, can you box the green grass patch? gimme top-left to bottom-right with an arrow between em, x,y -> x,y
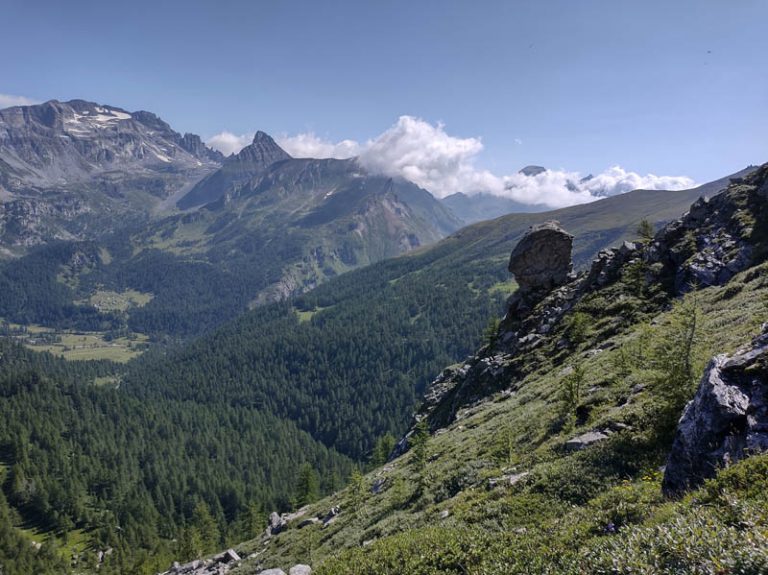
89,288 -> 153,312
20,330 -> 149,363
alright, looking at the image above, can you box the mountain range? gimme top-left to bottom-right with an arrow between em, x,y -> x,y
0,98 -> 766,575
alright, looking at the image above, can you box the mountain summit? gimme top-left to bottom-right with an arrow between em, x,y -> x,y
0,99 -> 223,249
176,130 -> 291,209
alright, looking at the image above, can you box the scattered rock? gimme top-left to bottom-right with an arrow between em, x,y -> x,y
162,548 -> 242,574
289,565 -> 312,575
322,506 -> 340,528
564,431 -> 609,451
663,326 -> 768,496
488,471 -> 529,489
266,511 -> 287,536
214,549 -> 240,564
439,510 -> 451,519
371,478 -> 387,494
258,570 -> 287,575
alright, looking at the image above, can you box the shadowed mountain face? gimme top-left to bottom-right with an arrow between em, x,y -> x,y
141,155 -> 464,304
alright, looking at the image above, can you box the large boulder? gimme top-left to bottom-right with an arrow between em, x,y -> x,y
662,325 -> 768,496
508,221 -> 573,297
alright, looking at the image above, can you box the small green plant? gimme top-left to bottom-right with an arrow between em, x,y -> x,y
566,312 -> 592,346
636,218 -> 655,243
410,420 -> 430,494
561,364 -> 585,415
483,316 -> 501,347
349,468 -> 368,517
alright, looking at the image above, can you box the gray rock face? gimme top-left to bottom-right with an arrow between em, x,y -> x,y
161,548 -> 241,574
266,511 -> 287,536
0,99 -> 222,248
508,221 -> 573,297
663,326 -> 768,496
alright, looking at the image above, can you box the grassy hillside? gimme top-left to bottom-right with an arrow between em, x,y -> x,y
223,170 -> 768,574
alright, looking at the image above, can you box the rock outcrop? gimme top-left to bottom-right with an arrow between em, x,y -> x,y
160,549 -> 241,575
507,221 -> 573,301
401,163 -> 768,439
663,324 -> 768,496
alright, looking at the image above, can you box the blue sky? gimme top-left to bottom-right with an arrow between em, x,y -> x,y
1,0 -> 766,203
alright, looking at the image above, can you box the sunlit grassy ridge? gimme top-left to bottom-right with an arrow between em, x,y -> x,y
231,259 -> 768,574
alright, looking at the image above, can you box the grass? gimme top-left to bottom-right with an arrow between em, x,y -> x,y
88,288 -> 153,312
229,261 -> 768,574
295,305 -> 335,324
17,328 -> 149,363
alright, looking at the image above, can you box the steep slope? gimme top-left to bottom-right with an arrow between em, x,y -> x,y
219,163 -> 768,575
177,131 -> 292,210
0,99 -> 222,250
124,170 -> 722,460
442,191 -> 546,223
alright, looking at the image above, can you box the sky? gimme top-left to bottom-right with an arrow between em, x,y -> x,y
1,0 -> 766,206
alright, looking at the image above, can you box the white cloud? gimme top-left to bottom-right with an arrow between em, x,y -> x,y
207,116 -> 695,208
579,166 -> 695,197
277,132 -> 361,159
0,94 -> 40,109
206,131 -> 253,157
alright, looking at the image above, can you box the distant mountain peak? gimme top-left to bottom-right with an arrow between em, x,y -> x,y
233,130 -> 291,164
519,165 -> 547,177
177,130 -> 291,209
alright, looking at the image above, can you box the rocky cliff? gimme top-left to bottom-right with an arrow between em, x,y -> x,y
0,99 -> 222,249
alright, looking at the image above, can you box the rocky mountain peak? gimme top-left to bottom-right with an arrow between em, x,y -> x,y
519,165 -> 547,177
233,130 -> 291,165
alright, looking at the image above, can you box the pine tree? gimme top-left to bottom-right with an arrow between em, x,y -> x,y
371,434 -> 396,466
295,463 -> 320,508
637,219 -> 655,242
192,501 -> 219,555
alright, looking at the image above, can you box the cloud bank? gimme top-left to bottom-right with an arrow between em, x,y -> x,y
206,131 -> 253,157
207,117 -> 695,208
0,94 -> 40,109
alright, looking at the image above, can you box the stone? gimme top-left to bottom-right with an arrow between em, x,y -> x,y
297,517 -> 320,529
218,549 -> 240,563
508,221 -> 573,297
266,511 -> 287,536
322,505 -> 340,527
289,565 -> 312,575
662,326 -> 768,496
371,478 -> 387,494
258,570 -> 287,575
439,510 -> 451,519
564,431 -> 609,451
488,471 -> 529,489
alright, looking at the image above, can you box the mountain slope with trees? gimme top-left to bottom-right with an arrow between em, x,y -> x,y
224,163 -> 768,575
